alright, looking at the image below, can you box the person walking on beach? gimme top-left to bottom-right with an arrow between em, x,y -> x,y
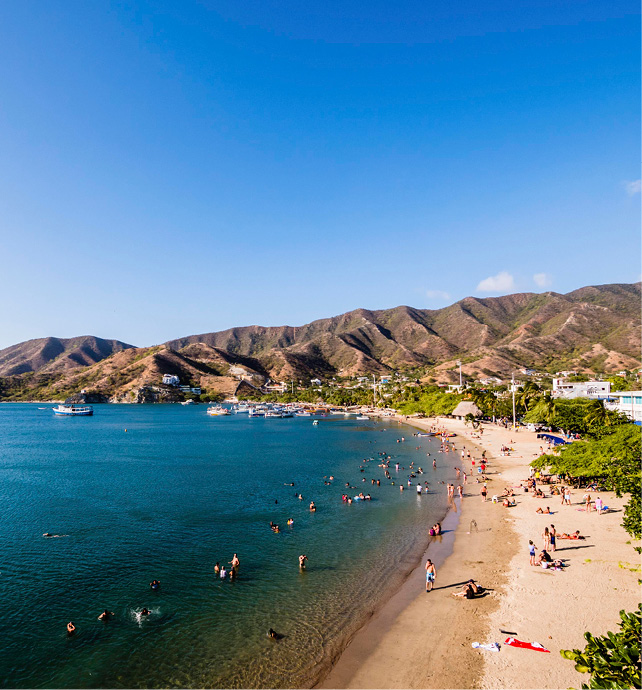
425,559 -> 436,592
595,496 -> 603,515
529,540 -> 537,566
564,487 -> 571,505
481,484 -> 488,502
542,526 -> 550,550
549,525 -> 556,552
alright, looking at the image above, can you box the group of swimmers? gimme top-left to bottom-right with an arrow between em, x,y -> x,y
66,582 -> 160,635
213,554 -> 241,580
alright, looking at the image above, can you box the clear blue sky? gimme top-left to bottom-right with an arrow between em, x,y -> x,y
0,1 -> 639,348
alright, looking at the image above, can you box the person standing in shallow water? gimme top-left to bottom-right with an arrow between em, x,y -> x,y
425,559 -> 436,592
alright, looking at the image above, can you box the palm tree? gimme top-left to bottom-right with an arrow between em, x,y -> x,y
540,393 -> 558,424
517,381 -> 541,412
583,399 -> 610,429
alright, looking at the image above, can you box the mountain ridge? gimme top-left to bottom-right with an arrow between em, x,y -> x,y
0,282 -> 639,399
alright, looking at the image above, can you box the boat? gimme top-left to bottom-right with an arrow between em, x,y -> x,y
415,432 -> 434,437
295,411 -> 311,417
312,420 -> 319,425
265,411 -> 283,418
356,415 -> 369,420
53,405 -> 93,416
181,400 -> 195,406
248,408 -> 265,417
207,405 -> 231,416
234,404 -> 251,414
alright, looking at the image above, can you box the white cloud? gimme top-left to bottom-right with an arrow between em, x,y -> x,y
426,289 -> 450,300
533,272 -> 552,288
476,271 -> 515,293
625,179 -> 641,195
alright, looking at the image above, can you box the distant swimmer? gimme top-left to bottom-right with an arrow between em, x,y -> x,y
230,554 -> 240,570
268,628 -> 282,639
214,562 -> 220,575
309,501 -> 316,512
287,518 -> 294,526
299,554 -> 308,569
140,607 -> 150,616
67,621 -> 76,635
150,580 -> 161,590
284,483 -> 295,486
43,533 -> 67,538
98,610 -> 115,621
220,567 -> 228,579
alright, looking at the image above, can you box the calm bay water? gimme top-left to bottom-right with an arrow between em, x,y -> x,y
0,404 -> 456,688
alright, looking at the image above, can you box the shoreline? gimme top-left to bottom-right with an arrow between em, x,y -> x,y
319,416 -> 516,689
318,416 -> 640,689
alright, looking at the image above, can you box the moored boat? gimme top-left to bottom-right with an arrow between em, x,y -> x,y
53,405 -> 93,416
207,405 -> 231,416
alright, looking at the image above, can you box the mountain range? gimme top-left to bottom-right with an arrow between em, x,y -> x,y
1,282 -> 639,400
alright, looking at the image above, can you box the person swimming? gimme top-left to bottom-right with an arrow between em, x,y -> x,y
299,554 -> 307,569
140,607 -> 150,616
150,580 -> 160,590
67,621 -> 76,635
98,610 -> 115,621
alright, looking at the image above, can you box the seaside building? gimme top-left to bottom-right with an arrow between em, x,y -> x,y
552,378 -> 611,400
451,401 -> 482,419
605,391 -> 642,424
162,374 -> 180,386
179,385 -> 201,395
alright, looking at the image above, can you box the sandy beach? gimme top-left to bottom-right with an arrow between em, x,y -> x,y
320,416 -> 640,690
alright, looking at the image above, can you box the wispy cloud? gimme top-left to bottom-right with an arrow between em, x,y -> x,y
624,179 -> 641,196
533,272 -> 552,288
426,289 -> 450,300
476,271 -> 515,293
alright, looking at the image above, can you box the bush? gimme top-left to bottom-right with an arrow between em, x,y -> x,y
561,605 -> 641,689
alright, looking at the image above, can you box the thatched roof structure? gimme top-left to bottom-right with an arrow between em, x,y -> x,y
451,401 -> 482,418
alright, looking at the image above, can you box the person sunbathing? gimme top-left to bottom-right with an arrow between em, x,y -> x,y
502,497 -> 516,507
536,506 -> 551,514
559,530 -> 585,539
452,580 -> 482,598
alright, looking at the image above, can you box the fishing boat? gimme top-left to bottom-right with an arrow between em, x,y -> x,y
295,411 -> 311,417
53,405 -> 93,417
207,405 -> 231,416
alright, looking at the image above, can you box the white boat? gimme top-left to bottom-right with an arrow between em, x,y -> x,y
181,400 -> 195,406
295,411 -> 311,417
207,405 -> 231,416
248,408 -> 265,417
356,415 -> 369,420
265,411 -> 283,418
312,420 -> 319,425
234,404 -> 251,414
53,405 -> 93,416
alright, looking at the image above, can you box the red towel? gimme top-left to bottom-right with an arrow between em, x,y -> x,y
504,637 -> 550,653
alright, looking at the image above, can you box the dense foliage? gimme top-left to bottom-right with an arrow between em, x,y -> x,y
561,606 -> 641,689
532,425 -> 641,539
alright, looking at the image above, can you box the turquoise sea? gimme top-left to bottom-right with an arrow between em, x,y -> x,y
0,404 -> 457,688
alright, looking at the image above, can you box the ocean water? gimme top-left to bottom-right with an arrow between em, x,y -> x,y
0,404 -> 458,689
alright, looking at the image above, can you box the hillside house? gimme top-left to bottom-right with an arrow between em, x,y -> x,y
162,374 -> 180,386
552,379 -> 610,400
605,391 -> 642,423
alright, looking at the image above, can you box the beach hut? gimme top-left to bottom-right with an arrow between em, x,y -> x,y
451,401 -> 482,419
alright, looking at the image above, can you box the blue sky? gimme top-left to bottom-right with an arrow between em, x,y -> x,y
0,1 -> 639,349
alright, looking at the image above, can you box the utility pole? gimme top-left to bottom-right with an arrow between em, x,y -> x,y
373,374 -> 376,408
512,372 -> 516,430
457,360 -> 462,387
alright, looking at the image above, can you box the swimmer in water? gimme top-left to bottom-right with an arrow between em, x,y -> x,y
98,610 -> 115,621
287,518 -> 294,525
268,628 -> 279,639
67,621 -> 76,635
309,501 -> 316,512
214,562 -> 220,575
230,554 -> 240,570
150,580 -> 160,590
140,607 -> 150,616
299,554 -> 308,569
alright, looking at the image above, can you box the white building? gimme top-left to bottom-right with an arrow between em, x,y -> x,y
552,379 -> 611,400
310,378 -> 322,386
162,374 -> 180,386
605,391 -> 642,423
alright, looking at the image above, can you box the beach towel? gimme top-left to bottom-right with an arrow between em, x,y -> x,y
472,642 -> 500,652
504,637 -> 550,653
